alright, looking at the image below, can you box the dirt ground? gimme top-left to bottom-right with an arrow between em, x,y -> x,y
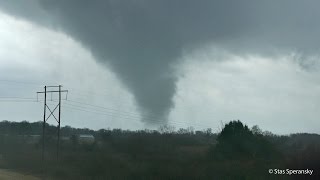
0,169 -> 40,180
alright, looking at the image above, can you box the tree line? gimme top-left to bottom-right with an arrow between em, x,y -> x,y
0,120 -> 319,179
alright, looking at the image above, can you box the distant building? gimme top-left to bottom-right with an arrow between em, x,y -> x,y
78,134 -> 95,144
61,136 -> 70,141
22,135 -> 41,144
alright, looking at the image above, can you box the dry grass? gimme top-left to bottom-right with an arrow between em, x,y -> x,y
0,169 -> 40,180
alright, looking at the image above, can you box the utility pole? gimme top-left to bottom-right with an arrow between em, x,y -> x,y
57,85 -> 61,159
37,85 -> 68,162
42,86 -> 47,162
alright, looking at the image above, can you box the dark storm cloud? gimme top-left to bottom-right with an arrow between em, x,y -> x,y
1,0 -> 320,125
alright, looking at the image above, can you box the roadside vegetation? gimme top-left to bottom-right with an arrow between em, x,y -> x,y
0,120 -> 319,179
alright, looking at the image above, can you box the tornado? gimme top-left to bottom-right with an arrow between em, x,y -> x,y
1,0 -> 320,125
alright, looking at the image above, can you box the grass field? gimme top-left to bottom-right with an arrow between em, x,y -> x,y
0,169 -> 40,180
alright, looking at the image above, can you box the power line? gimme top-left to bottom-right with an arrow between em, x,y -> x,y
63,105 -> 198,129
63,105 -> 142,125
67,91 -> 219,121
0,79 -> 218,129
62,101 -> 213,129
0,97 -> 35,99
0,79 -> 42,86
65,99 -> 214,128
0,78 -> 218,118
0,95 -> 216,130
0,100 -> 38,102
42,99 -> 195,128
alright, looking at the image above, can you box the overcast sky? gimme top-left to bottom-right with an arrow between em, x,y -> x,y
0,1 -> 319,134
